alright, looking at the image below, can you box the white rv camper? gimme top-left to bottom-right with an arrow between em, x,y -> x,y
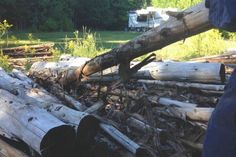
128,7 -> 177,32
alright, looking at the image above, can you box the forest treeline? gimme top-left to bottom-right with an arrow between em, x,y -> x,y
0,0 -> 200,31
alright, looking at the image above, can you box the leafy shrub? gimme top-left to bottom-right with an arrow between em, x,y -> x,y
64,28 -> 104,57
0,51 -> 11,71
0,20 -> 12,39
156,29 -> 227,61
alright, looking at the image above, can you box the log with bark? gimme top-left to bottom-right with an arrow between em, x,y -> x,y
0,89 -> 76,157
54,2 -> 211,86
30,60 -> 225,85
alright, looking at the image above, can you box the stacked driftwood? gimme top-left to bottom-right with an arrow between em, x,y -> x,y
23,54 -> 226,157
0,2 -> 227,157
1,43 -> 54,70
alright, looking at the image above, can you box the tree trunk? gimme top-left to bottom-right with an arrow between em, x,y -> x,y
57,2 -> 211,86
0,89 -> 76,156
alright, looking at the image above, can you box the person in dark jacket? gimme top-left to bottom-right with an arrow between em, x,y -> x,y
202,0 -> 236,157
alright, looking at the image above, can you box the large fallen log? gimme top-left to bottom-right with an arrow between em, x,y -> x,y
0,89 -> 76,157
30,60 -> 225,84
135,62 -> 225,83
56,2 -> 211,86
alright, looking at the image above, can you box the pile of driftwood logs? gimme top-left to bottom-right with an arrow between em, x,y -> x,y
0,56 -> 227,157
0,1 -> 234,157
1,43 -> 54,70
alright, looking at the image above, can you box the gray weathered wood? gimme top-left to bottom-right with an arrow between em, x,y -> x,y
136,62 -> 225,84
0,89 -> 76,156
138,80 -> 225,91
0,68 -> 98,143
100,123 -> 152,157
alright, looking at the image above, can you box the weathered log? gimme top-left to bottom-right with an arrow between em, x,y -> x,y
138,80 -> 225,91
158,97 -> 197,108
0,68 -> 98,144
1,43 -> 54,58
84,101 -> 104,114
57,2 -> 211,86
0,138 -> 29,157
184,107 -> 214,121
100,123 -> 153,157
136,62 -> 225,83
9,56 -> 53,66
0,89 -> 76,156
11,68 -> 85,110
157,97 -> 213,121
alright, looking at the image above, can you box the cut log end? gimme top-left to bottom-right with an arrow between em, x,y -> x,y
220,64 -> 226,83
76,115 -> 99,145
40,125 -> 76,157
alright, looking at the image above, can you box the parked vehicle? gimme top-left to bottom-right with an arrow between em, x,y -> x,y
128,7 -> 177,32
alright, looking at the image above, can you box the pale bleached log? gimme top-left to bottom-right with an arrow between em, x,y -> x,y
138,80 -> 225,91
157,97 -> 213,121
0,138 -> 29,157
182,107 -> 214,121
136,62 -> 225,84
10,69 -> 86,111
100,123 -> 152,157
0,68 -> 98,142
0,89 -> 76,156
158,97 -> 197,109
84,101 -> 104,114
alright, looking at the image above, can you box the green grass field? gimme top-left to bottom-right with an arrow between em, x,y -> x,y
1,30 -> 236,61
0,31 -> 140,50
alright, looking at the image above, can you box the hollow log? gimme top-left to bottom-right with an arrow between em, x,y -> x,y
56,2 -> 211,86
138,80 -> 225,91
0,68 -> 98,144
0,89 -> 76,156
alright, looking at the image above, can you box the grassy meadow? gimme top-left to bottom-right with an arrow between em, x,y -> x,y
1,30 -> 236,61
